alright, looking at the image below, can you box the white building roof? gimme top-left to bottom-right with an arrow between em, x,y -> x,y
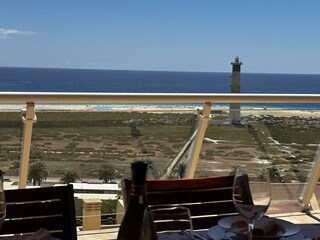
70,182 -> 121,191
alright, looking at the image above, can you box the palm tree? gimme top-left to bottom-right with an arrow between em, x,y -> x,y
59,169 -> 80,184
268,166 -> 283,183
28,161 -> 48,186
145,160 -> 157,179
98,164 -> 116,183
171,162 -> 188,179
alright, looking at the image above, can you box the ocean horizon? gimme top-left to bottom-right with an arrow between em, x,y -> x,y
0,67 -> 319,110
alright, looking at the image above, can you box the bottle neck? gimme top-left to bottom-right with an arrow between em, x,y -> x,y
129,160 -> 148,204
130,183 -> 147,197
129,181 -> 147,205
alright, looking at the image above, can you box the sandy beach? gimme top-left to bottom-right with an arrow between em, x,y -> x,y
0,104 -> 96,112
0,103 -> 319,118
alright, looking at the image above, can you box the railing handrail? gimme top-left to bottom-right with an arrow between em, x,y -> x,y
0,92 -> 320,103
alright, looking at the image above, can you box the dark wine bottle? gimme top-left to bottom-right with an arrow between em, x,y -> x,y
117,161 -> 148,240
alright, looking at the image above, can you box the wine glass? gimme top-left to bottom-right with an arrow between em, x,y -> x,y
232,166 -> 271,240
140,205 -> 194,240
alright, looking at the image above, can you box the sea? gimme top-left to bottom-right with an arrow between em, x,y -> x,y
0,67 -> 319,110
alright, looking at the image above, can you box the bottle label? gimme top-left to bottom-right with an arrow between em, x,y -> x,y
139,195 -> 143,204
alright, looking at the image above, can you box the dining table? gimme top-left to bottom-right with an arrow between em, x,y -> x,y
155,220 -> 320,240
168,211 -> 320,240
76,210 -> 320,240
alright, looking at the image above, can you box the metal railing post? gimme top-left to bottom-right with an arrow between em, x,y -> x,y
300,144 -> 320,211
186,102 -> 212,178
18,102 -> 37,189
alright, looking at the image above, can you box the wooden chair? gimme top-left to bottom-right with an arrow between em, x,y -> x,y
121,175 -> 238,230
1,185 -> 77,240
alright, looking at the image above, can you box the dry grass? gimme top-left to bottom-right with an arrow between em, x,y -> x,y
0,111 -> 318,182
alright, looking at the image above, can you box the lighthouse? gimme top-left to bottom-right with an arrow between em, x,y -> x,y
229,56 -> 242,124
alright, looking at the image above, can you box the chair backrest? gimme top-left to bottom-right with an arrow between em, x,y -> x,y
121,175 -> 238,230
1,185 -> 77,240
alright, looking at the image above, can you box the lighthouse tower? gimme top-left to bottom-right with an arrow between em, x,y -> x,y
229,56 -> 242,124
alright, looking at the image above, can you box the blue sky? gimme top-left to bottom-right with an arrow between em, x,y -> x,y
0,1 -> 319,74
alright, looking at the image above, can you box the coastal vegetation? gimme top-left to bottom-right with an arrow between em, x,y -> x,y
0,111 -> 319,184
0,110 -> 319,220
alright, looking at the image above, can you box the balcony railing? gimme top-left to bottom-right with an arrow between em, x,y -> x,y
1,92 -> 320,235
0,92 -> 319,103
